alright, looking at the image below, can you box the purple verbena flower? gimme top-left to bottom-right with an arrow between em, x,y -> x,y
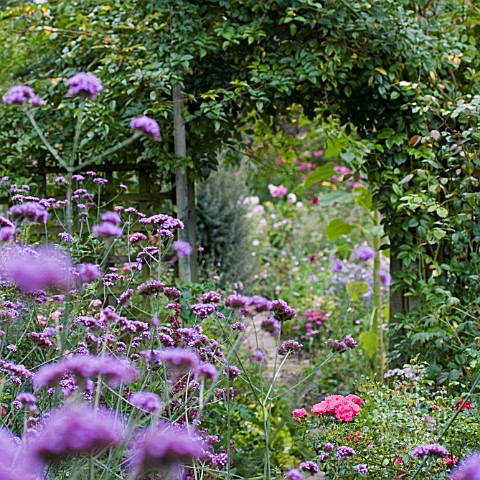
271,299 -> 296,321
411,443 -> 449,458
101,211 -> 121,225
197,363 -> 218,380
92,222 -> 123,237
66,72 -> 103,99
141,348 -> 199,376
30,405 -> 123,464
128,422 -> 204,474
354,245 -> 376,261
130,116 -> 162,142
231,322 -> 246,332
199,291 -> 222,303
191,303 -> 217,319
356,464 -> 368,474
172,240 -> 192,257
225,293 -> 248,309
0,227 -> 15,242
8,202 -> 48,224
76,263 -> 101,283
137,280 -> 165,295
3,85 -> 39,105
278,340 -> 303,356
324,442 -> 334,452
130,392 -> 162,414
343,334 -> 358,349
299,460 -> 319,473
336,446 -> 356,459
285,469 -> 303,480
450,450 -> 480,480
261,317 -> 280,336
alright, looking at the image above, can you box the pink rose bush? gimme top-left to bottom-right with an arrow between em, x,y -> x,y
311,394 -> 363,422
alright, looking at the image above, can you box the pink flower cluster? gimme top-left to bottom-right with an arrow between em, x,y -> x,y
311,394 -> 363,422
268,184 -> 288,197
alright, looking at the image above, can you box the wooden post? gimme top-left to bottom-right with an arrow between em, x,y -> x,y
173,83 -> 197,282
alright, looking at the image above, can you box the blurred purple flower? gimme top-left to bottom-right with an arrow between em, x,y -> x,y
66,72 -> 103,99
137,280 -> 165,295
336,446 -> 356,459
300,460 -> 319,473
0,227 -> 15,242
379,269 -> 392,287
225,293 -> 248,309
450,450 -> 480,480
30,405 -> 123,464
92,222 -> 123,237
141,348 -> 199,376
128,422 -> 204,474
411,443 -> 449,458
356,464 -> 368,474
285,469 -> 302,480
271,299 -> 296,321
278,340 -> 303,356
261,317 -> 280,336
130,392 -> 162,414
354,245 -> 376,261
76,263 -> 101,283
130,116 -> 162,141
0,428 -> 25,479
101,211 -> 121,225
172,240 -> 192,257
0,246 -> 73,292
3,85 -> 42,105
197,363 -> 218,380
8,202 -> 48,224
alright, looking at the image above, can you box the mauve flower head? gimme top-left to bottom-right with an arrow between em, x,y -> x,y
8,201 -> 48,224
29,405 -> 123,464
336,446 -> 356,459
379,269 -> 392,287
271,299 -> 296,322
0,227 -> 15,242
3,85 -> 36,105
191,303 -> 217,319
137,280 -> 165,295
0,246 -> 73,293
356,464 -> 368,474
197,363 -> 218,380
66,72 -> 103,99
128,422 -> 204,474
199,291 -> 222,303
172,240 -> 192,257
130,392 -> 162,414
225,292 -> 248,309
0,428 -> 25,479
284,468 -> 303,480
450,450 -> 480,480
411,443 -> 449,458
142,348 -> 199,376
15,392 -> 37,407
75,262 -> 101,283
101,211 -> 121,225
278,340 -> 303,356
354,245 -> 376,261
92,222 -> 123,237
130,116 -> 162,141
299,460 -> 319,473
261,317 -> 280,336
324,442 -> 334,452
34,355 -> 138,389
343,334 -> 358,349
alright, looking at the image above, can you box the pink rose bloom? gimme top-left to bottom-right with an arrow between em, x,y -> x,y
268,184 -> 288,197
292,408 -> 307,420
313,150 -> 324,157
311,394 -> 362,422
346,394 -> 363,405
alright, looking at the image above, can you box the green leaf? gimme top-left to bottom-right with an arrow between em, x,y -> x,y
346,280 -> 369,301
398,173 -> 413,185
325,218 -> 355,240
353,186 -> 372,210
359,331 -> 378,359
303,162 -> 335,188
318,190 -> 352,207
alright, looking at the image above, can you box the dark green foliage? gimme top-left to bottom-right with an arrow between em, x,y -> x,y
196,164 -> 254,287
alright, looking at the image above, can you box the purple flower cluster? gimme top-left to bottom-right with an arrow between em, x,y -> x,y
271,299 -> 296,321
141,348 -> 199,375
336,446 -> 356,459
450,450 -> 480,480
191,303 -> 217,319
130,115 -> 162,142
356,464 -> 368,474
326,335 -> 358,353
261,317 -> 280,336
285,469 -> 302,480
130,392 -> 163,414
66,72 -> 103,99
299,460 -> 319,473
30,405 -> 123,464
354,245 -> 376,261
137,280 -> 165,295
34,355 -> 138,389
411,443 -> 449,458
3,85 -> 44,106
277,340 -> 303,356
128,422 -> 204,475
172,240 -> 192,257
8,201 -> 48,224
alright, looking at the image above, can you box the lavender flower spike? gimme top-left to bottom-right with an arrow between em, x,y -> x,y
131,116 -> 162,141
66,72 -> 103,99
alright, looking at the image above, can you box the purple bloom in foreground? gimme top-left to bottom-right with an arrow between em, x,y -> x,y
197,363 -> 218,380
172,240 -> 192,257
450,450 -> 480,480
271,299 -> 296,322
285,469 -> 303,480
101,211 -> 121,225
336,446 -> 356,459
0,428 -> 26,479
3,85 -> 44,106
354,245 -> 376,261
411,443 -> 449,458
92,222 -> 123,237
66,72 -> 103,99
141,348 -> 199,376
0,227 -> 15,242
30,405 -> 123,464
356,464 -> 368,474
278,340 -> 303,356
130,392 -> 162,414
130,116 -> 162,141
8,201 -> 48,224
299,460 -> 319,473
128,422 -> 204,474
76,263 -> 101,283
